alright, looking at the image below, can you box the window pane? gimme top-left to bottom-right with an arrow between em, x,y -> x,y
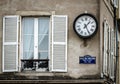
23,52 -> 34,59
38,52 -> 48,59
38,17 -> 49,60
23,18 -> 34,34
23,17 -> 34,59
38,35 -> 48,50
23,35 -> 34,51
38,17 -> 49,34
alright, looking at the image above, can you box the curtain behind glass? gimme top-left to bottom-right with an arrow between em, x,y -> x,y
38,17 -> 50,59
23,17 -> 34,59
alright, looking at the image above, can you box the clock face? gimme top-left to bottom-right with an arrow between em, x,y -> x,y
73,13 -> 98,39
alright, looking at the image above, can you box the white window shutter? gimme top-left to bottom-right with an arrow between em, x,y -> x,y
103,21 -> 109,76
3,16 -> 19,72
109,29 -> 115,79
51,15 -> 67,72
108,27 -> 111,76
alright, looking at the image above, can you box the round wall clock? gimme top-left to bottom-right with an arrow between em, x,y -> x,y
73,13 -> 98,39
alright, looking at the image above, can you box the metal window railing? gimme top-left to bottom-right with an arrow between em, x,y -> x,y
21,59 -> 49,71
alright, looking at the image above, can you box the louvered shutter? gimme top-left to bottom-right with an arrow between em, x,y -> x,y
108,27 -> 111,76
109,29 -> 115,79
52,15 -> 67,72
103,21 -> 109,76
3,16 -> 19,72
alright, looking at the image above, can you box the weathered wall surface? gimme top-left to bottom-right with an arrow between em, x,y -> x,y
0,0 -> 100,78
99,0 -> 114,76
99,2 -> 116,84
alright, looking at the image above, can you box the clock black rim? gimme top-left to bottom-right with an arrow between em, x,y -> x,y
73,13 -> 98,39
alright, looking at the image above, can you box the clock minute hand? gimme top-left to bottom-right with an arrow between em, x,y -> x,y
86,21 -> 90,26
83,21 -> 90,29
84,24 -> 90,34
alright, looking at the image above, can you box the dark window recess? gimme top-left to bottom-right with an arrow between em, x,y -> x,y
21,59 -> 49,71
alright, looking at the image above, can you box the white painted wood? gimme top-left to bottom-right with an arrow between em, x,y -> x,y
103,20 -> 109,76
34,18 -> 38,59
108,26 -> 111,76
103,21 -> 115,80
19,16 -> 22,72
110,29 -> 115,79
51,15 -> 67,72
3,16 -> 19,72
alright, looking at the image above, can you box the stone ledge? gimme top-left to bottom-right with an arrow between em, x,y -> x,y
0,79 -> 105,84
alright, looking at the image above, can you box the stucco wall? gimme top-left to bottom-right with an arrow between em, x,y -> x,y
0,0 -> 100,78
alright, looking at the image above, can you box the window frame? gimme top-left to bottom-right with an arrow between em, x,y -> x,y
103,20 -> 115,80
20,16 -> 51,71
2,12 -> 68,72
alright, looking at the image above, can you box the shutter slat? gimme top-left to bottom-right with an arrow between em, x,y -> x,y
3,16 -> 19,72
4,45 -> 16,70
52,15 -> 67,72
5,18 -> 17,42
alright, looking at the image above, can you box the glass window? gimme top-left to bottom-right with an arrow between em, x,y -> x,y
22,17 -> 50,71
23,17 -> 34,59
38,17 -> 49,59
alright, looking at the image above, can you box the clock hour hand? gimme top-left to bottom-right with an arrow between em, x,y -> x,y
84,24 -> 90,34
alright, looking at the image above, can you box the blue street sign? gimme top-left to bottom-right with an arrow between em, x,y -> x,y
79,55 -> 96,64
